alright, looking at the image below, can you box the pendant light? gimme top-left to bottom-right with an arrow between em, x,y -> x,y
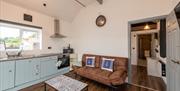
144,23 -> 150,30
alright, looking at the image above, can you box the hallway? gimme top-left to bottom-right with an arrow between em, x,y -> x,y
137,59 -> 147,67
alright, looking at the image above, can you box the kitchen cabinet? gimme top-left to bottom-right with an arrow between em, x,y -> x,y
0,55 -> 69,91
15,59 -> 40,86
40,56 -> 58,78
0,61 -> 15,91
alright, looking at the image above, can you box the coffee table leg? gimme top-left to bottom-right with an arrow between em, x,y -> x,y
82,86 -> 88,91
75,73 -> 77,79
86,86 -> 88,91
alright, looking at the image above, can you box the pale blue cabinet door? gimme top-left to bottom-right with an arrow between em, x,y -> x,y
40,57 -> 58,78
15,59 -> 40,86
0,61 -> 15,91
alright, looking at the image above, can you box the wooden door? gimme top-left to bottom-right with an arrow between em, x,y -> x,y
138,34 -> 151,59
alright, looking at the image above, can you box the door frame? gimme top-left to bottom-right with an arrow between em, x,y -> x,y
127,15 -> 167,83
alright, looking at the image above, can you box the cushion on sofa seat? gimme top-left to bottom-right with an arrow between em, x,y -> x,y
76,67 -> 101,77
92,70 -> 112,85
76,67 -> 112,85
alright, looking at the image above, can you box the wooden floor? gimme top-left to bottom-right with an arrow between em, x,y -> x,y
131,65 -> 166,91
137,59 -> 147,67
20,65 -> 166,91
64,71 -> 156,91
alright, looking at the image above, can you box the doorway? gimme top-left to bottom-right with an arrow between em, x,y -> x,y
138,34 -> 152,67
128,17 -> 167,91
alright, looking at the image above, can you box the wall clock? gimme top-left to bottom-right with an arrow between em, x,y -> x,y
96,15 -> 106,27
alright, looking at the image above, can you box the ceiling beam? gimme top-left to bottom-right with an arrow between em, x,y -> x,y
74,0 -> 86,7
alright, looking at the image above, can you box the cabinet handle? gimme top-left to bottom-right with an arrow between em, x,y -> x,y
9,70 -> 12,72
171,60 -> 180,64
36,65 -> 39,68
35,73 -> 39,75
36,65 -> 40,71
177,61 -> 180,64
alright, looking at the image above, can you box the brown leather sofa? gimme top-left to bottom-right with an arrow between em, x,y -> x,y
74,54 -> 128,86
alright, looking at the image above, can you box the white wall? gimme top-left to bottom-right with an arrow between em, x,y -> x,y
0,1 -> 72,56
171,0 -> 180,9
71,0 -> 171,60
0,0 -> 174,60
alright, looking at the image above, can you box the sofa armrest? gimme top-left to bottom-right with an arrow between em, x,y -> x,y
110,70 -> 126,79
109,70 -> 127,85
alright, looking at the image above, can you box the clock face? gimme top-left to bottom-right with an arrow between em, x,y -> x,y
96,15 -> 106,27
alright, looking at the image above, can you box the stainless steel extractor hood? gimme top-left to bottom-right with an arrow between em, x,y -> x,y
50,19 -> 66,38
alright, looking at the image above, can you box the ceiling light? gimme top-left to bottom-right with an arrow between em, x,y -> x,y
144,24 -> 150,30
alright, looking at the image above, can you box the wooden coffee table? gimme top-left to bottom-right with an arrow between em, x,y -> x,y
45,75 -> 88,91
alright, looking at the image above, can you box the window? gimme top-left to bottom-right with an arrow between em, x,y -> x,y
0,23 -> 42,51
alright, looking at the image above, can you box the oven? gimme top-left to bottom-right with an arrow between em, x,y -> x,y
57,54 -> 70,69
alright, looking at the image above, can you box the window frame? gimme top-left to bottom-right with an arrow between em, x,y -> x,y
0,22 -> 42,51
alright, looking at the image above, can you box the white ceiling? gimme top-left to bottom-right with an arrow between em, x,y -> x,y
1,0 -> 96,21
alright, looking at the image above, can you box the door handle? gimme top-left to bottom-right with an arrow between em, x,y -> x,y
35,65 -> 40,74
171,60 -> 180,64
36,65 -> 40,70
9,70 -> 12,72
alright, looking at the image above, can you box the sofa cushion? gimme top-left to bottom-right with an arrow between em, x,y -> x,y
82,54 -> 100,68
76,67 -> 112,85
101,58 -> 114,72
92,70 -> 112,85
76,67 -> 101,77
85,56 -> 95,67
99,56 -> 128,71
